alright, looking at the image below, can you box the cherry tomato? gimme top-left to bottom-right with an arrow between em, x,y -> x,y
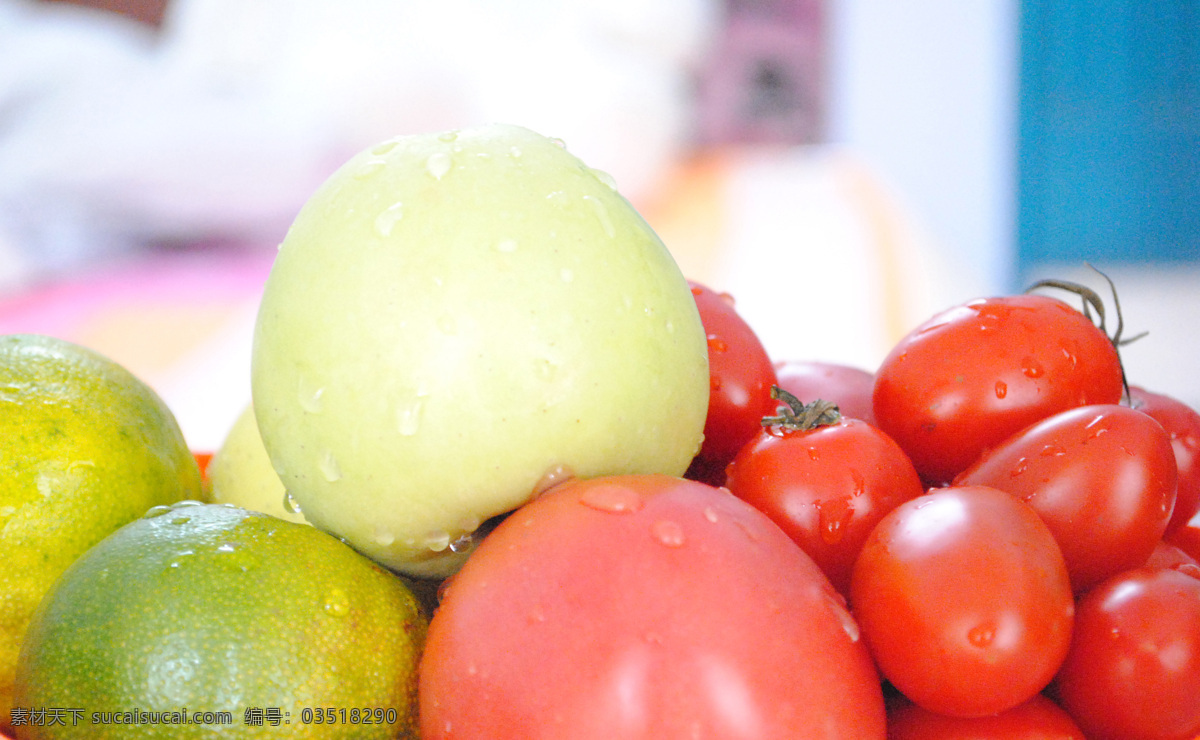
419,475 -> 886,739
1130,385 -> 1200,535
1053,567 -> 1200,740
872,294 -> 1123,485
773,360 -> 875,424
684,282 -> 778,486
955,403 -> 1177,592
887,693 -> 1085,739
1168,521 -> 1200,563
849,485 -> 1074,718
724,390 -> 922,596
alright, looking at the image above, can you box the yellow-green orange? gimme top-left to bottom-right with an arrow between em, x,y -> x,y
0,334 -> 201,731
14,502 -> 426,739
206,404 -> 306,525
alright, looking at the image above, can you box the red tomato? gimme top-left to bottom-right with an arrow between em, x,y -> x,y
955,403 -> 1177,592
1168,521 -> 1200,563
419,475 -> 886,739
1145,540 -> 1200,580
685,282 -> 778,486
849,485 -> 1075,718
1053,567 -> 1200,740
773,360 -> 876,424
872,294 -> 1123,485
887,693 -> 1085,739
724,392 -> 922,595
1130,386 -> 1200,535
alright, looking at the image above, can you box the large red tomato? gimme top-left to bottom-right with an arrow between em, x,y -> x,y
872,294 -> 1123,485
1129,385 -> 1200,534
773,360 -> 876,424
419,475 -> 886,739
1053,567 -> 1200,740
724,391 -> 922,596
850,485 -> 1075,718
955,403 -> 1177,592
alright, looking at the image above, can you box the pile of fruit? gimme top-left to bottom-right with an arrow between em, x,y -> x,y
3,124 -> 1199,739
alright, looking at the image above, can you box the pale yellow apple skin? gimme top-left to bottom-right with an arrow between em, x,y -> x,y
207,403 -> 309,525
251,124 -> 709,577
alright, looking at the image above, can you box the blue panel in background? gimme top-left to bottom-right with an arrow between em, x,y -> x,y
1018,0 -> 1200,271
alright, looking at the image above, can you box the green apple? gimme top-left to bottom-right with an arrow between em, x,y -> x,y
207,403 -> 309,525
251,124 -> 709,577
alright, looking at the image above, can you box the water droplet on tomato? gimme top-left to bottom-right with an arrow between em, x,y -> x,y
718,292 -> 735,306
707,336 -> 728,353
579,483 -> 643,514
1020,357 -> 1045,378
807,447 -> 820,461
651,519 -> 686,547
1040,444 -> 1067,457
710,376 -> 723,392
994,380 -> 1008,399
825,593 -> 860,643
703,506 -> 719,523
817,498 -> 853,545
968,623 -> 996,647
1010,457 -> 1030,478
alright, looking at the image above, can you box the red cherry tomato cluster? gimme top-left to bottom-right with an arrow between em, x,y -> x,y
418,276 -> 1200,739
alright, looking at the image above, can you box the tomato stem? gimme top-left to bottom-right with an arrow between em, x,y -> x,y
761,386 -> 842,431
1024,263 -> 1144,404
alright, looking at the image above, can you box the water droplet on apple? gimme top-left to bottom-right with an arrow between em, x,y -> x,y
424,531 -> 452,552
318,450 -> 342,482
495,238 -> 518,253
374,202 -> 405,237
665,320 -> 675,333
354,159 -> 387,180
282,491 -> 302,515
448,532 -> 474,553
590,168 -> 618,190
373,528 -> 395,546
397,396 -> 426,436
438,130 -> 459,143
298,385 -> 324,414
550,137 -> 567,149
533,464 -> 575,497
371,140 -> 399,156
651,519 -> 685,547
583,195 -> 615,237
426,151 -> 452,179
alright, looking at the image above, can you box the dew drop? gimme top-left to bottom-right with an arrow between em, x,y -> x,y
448,532 -> 474,553
282,491 -> 303,515
718,292 -> 735,307
426,151 -> 452,179
533,464 -> 575,497
827,594 -> 860,643
816,498 -> 853,545
710,376 -> 723,392
373,528 -> 395,546
299,385 -> 325,414
703,507 -> 719,523
323,587 -> 351,618
216,542 -> 238,553
583,195 -> 615,238
1040,444 -> 1067,457
371,140 -> 399,156
665,320 -> 675,334
143,504 -> 175,519
397,396 -> 426,436
707,335 -> 728,353
169,516 -> 191,526
579,484 -> 644,514
425,531 -> 452,552
1020,357 -> 1045,379
651,520 -> 686,548
1010,457 -> 1029,478
968,623 -> 996,648
550,137 -> 567,149
994,380 -> 1008,399
590,168 -> 618,190
354,159 -> 387,180
374,202 -> 405,237
318,451 -> 342,482
495,238 -> 518,253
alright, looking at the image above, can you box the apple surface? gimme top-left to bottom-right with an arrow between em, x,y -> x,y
251,124 -> 709,577
207,403 -> 308,525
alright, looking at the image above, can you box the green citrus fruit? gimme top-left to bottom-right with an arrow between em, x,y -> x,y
0,334 -> 201,730
13,502 -> 426,739
206,404 -> 306,525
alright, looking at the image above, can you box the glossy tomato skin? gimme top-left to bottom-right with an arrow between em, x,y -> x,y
955,403 -> 1178,592
773,360 -> 876,424
849,485 -> 1074,719
1145,540 -> 1200,580
887,693 -> 1085,740
724,417 -> 923,596
1053,567 -> 1200,740
419,475 -> 886,740
686,282 -> 778,483
872,294 -> 1123,485
1168,521 -> 1200,562
1130,386 -> 1200,535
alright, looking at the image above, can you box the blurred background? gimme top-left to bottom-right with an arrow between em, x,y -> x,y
0,0 -> 1196,451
